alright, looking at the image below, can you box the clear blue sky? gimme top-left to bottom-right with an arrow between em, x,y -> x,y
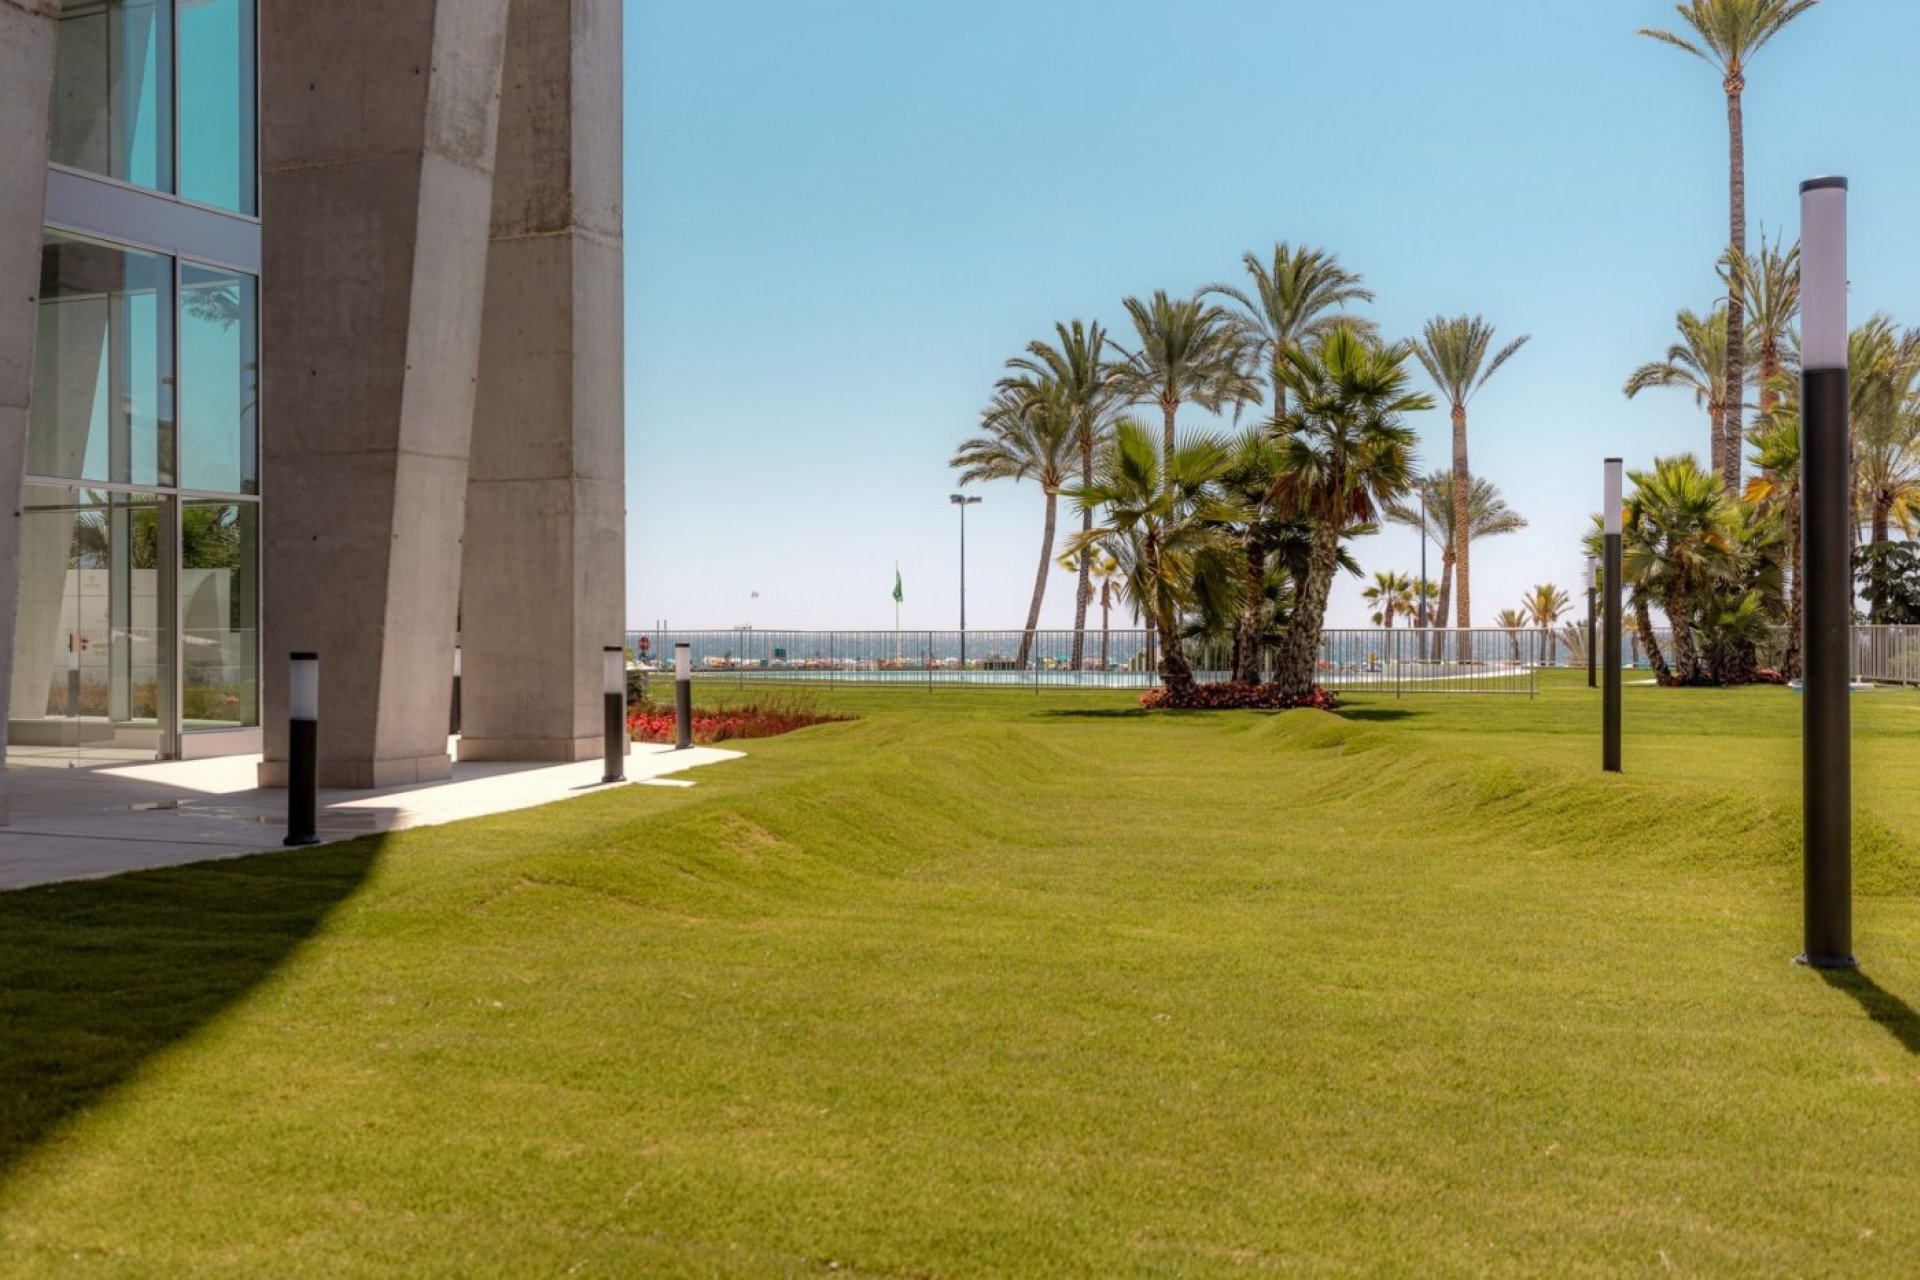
623,0 -> 1920,632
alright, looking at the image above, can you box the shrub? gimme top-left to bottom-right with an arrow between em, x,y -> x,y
627,691 -> 855,745
1139,682 -> 1339,711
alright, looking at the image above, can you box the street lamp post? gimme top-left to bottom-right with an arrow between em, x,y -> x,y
1800,175 -> 1855,969
1603,459 -> 1622,774
951,493 -> 981,669
1586,554 -> 1598,689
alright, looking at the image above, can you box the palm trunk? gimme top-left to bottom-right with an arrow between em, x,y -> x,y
1014,490 -> 1057,669
1232,541 -> 1266,685
1141,528 -> 1191,696
1071,435 -> 1093,668
1430,553 -> 1455,662
1784,491 -> 1803,680
1667,577 -> 1700,683
1451,402 -> 1472,660
1869,495 -> 1893,622
1100,589 -> 1111,670
1161,397 -> 1178,477
1635,596 -> 1672,684
1721,79 -> 1746,498
1758,344 -> 1781,419
1273,520 -> 1341,700
1708,400 -> 1726,483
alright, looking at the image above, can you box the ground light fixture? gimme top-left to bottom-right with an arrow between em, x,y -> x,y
602,645 -> 626,784
285,652 -> 321,846
674,642 -> 693,751
950,493 -> 981,667
1799,175 -> 1855,969
1602,460 -> 1622,774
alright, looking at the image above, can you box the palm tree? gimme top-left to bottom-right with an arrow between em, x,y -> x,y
1721,232 -> 1800,420
950,379 -> 1077,668
1624,454 -> 1738,682
1522,584 -> 1571,663
1006,320 -> 1119,669
1362,571 -> 1415,629
1625,306 -> 1734,470
1746,408 -> 1802,677
1849,319 -> 1920,564
1493,607 -> 1528,662
1088,549 -> 1126,671
1066,419 -> 1242,697
1641,0 -> 1822,496
1203,243 -> 1376,417
1107,290 -> 1261,475
1269,325 -> 1431,699
1412,315 -> 1529,644
1381,471 -> 1527,652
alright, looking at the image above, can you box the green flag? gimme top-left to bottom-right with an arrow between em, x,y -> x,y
892,565 -> 904,604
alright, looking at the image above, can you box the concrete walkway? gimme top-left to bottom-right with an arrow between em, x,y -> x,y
0,739 -> 742,891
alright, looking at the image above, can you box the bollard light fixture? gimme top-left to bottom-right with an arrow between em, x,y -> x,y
285,652 -> 321,846
674,642 -> 694,751
602,645 -> 626,784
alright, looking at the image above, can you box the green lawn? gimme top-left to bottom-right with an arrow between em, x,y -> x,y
5,674 -> 1920,1276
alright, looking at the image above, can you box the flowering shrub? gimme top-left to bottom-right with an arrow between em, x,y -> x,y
627,693 -> 855,745
1139,682 -> 1339,711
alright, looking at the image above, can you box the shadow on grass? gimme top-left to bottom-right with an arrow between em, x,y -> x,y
1819,968 -> 1920,1055
1337,709 -> 1419,723
1039,708 -> 1151,719
0,838 -> 381,1182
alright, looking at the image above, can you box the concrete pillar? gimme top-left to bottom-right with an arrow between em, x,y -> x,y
456,0 -> 625,762
258,0 -> 511,788
0,0 -> 62,823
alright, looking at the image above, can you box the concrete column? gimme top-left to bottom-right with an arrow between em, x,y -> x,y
456,0 -> 625,763
0,0 -> 62,823
258,0 -> 511,788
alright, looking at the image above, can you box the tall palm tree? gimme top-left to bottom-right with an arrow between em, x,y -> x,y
1202,243 -> 1376,417
1381,471 -> 1527,648
1005,320 -> 1118,669
1107,290 -> 1261,476
1269,325 -> 1431,698
950,379 -> 1077,668
1493,607 -> 1528,663
1746,408 -> 1802,677
1720,232 -> 1800,420
1066,419 -> 1242,696
1522,583 -> 1571,662
1625,306 -> 1735,468
1412,315 -> 1529,644
1363,570 -> 1415,628
1849,318 -> 1920,558
1641,0 -> 1822,496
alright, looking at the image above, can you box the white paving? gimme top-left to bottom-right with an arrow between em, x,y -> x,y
0,739 -> 742,891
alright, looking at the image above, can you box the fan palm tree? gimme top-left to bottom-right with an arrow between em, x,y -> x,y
1720,232 -> 1799,420
1412,315 -> 1529,642
1625,307 -> 1736,472
1202,243 -> 1376,417
1522,584 -> 1571,662
1066,419 -> 1242,696
1005,320 -> 1119,669
1268,325 -> 1431,698
1107,290 -> 1261,476
950,379 -> 1077,668
1624,454 -> 1738,682
1381,471 -> 1527,650
1493,607 -> 1528,663
1640,0 -> 1822,496
1363,570 -> 1415,629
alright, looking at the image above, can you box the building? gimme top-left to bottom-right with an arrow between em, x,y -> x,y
0,0 -> 625,821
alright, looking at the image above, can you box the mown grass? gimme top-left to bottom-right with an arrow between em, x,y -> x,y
4,674 -> 1920,1276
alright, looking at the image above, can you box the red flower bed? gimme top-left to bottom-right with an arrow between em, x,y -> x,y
627,695 -> 854,745
1140,682 -> 1339,711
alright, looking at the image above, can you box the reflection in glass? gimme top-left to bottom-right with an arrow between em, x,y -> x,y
31,231 -> 175,488
7,486 -> 169,753
49,0 -> 173,193
179,0 -> 256,213
179,264 -> 257,494
180,501 -> 257,730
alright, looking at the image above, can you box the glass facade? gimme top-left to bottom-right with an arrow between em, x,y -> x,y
49,0 -> 257,217
15,2 -> 259,760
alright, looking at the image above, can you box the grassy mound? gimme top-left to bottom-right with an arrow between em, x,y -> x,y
5,677 -> 1920,1275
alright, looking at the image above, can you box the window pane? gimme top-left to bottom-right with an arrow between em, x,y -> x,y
49,0 -> 173,194
179,263 -> 257,494
178,0 -> 256,213
181,501 -> 258,730
31,231 -> 175,488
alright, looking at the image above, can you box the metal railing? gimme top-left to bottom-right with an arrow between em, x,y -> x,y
624,627 -> 1550,695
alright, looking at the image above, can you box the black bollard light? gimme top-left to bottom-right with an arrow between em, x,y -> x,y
285,652 -> 321,846
450,644 -> 462,735
602,644 -> 626,784
674,642 -> 693,750
1586,554 -> 1598,689
1800,175 -> 1855,969
1602,459 -> 1623,774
